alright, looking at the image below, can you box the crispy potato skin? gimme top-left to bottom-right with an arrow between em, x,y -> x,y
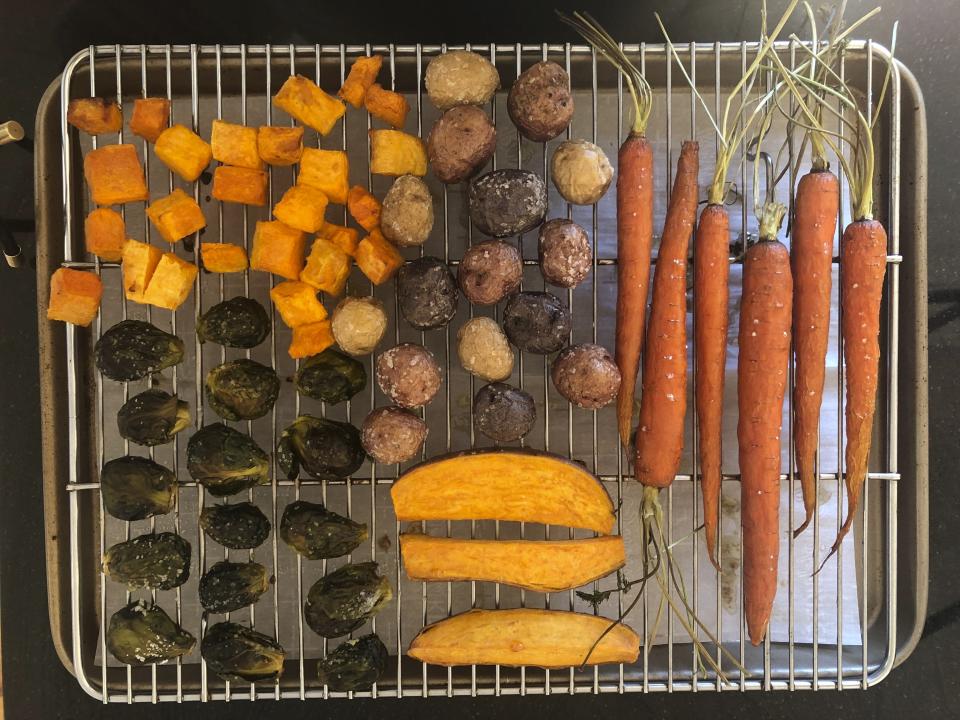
427,106 -> 496,184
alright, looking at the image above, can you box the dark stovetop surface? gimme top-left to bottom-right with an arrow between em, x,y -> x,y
1,1 -> 956,718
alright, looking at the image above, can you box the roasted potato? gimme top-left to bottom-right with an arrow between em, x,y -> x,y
68,97 -> 122,135
425,50 -> 500,110
550,139 -> 613,205
361,406 -> 428,464
551,343 -> 621,409
47,268 -> 102,327
83,144 -> 149,206
130,98 -> 170,142
380,175 -> 433,247
427,105 -> 496,184
397,256 -> 458,330
458,240 -> 522,306
502,291 -> 571,354
376,343 -> 442,409
473,382 -> 536,442
507,61 -> 574,142
468,169 -> 547,238
538,218 -> 592,288
84,208 -> 125,262
332,296 -> 388,356
457,317 -> 514,382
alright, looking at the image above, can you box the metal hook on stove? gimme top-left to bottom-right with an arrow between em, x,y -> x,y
746,134 -> 775,208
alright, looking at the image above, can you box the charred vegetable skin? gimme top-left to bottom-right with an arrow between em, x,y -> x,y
279,500 -> 368,559
473,382 -> 536,442
101,456 -> 176,521
106,601 -> 195,666
397,256 -> 459,329
201,622 -> 286,683
199,560 -> 271,614
200,502 -> 271,550
196,296 -> 270,349
502,291 -> 571,354
103,532 -> 191,591
187,424 -> 270,497
95,320 -> 184,381
304,562 -> 393,638
117,389 -> 190,446
468,169 -> 547,238
277,415 -> 365,480
204,358 -> 280,421
316,634 -> 388,691
294,349 -> 367,404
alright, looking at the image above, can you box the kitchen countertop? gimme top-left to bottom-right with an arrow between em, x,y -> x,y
0,1 -> 954,718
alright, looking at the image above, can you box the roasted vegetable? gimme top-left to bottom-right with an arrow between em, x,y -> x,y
550,139 -> 614,205
201,622 -> 286,683
83,144 -> 149,206
457,317 -> 514,382
369,129 -> 428,177
468,169 -> 547,238
121,239 -> 163,303
304,562 -> 392,638
200,243 -> 248,273
257,125 -> 304,166
380,175 -> 434,247
140,252 -> 199,311
68,97 -> 122,135
200,502 -> 271,550
46,268 -> 102,327
117,389 -> 190,446
508,61 -> 574,142
289,321 -> 335,360
276,415 -> 365,481
205,359 -> 280,421
146,188 -> 207,243
346,185 -> 382,231
279,500 -> 368,560
331,296 -> 388,356
103,532 -> 191,591
502,291 -> 571,354
397,256 -> 458,330
472,382 -> 535,442
299,148 -> 350,204
316,634 -> 388,691
154,124 -> 213,182
101,456 -> 177,521
361,406 -> 428,464
84,207 -> 125,261
458,240 -> 522,305
299,237 -> 350,296
551,344 -> 622,410
274,184 -> 329,233
250,220 -> 307,281
338,55 -> 383,108
424,50 -> 500,110
199,560 -> 271,614
211,119 -> 262,169
375,344 -> 442,408
317,222 -> 360,257
355,229 -> 403,285
270,280 -> 328,328
107,601 -> 195,666
294,348 -> 366,404
427,105 -> 496,184
130,98 -> 170,143
187,424 -> 270,497
196,296 -> 270,349
212,165 -> 269,206
95,319 -> 184,382
364,83 -> 410,129
273,74 -> 346,136
538,218 -> 592,289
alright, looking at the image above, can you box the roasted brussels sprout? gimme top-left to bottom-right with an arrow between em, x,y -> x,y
199,502 -> 271,550
199,560 -> 271,614
279,500 -> 368,560
316,634 -> 388,691
101,456 -> 176,521
205,359 -> 280,421
102,532 -> 191,591
117,389 -> 190,446
95,320 -> 184,382
201,622 -> 286,684
106,601 -> 195,666
276,415 -> 365,481
187,424 -> 270,497
196,296 -> 270,349
294,349 -> 367,404
304,562 -> 393,638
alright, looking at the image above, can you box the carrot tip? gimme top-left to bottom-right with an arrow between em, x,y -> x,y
792,515 -> 813,539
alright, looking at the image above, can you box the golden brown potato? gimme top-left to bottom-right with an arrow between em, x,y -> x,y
369,129 -> 427,176
424,50 -> 500,110
273,74 -> 346,136
146,188 -> 206,243
154,124 -> 213,182
257,125 -> 304,166
211,166 -> 268,206
211,119 -> 262,169
550,139 -> 613,205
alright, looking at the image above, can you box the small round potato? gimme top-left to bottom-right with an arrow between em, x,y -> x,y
424,50 -> 500,111
397,256 -> 459,330
551,139 -> 614,205
551,343 -> 621,409
331,296 -> 388,356
457,317 -> 514,382
458,240 -> 522,306
502,291 -> 571,354
508,61 -> 574,142
381,175 -> 434,247
427,106 -> 496,184
468,169 -> 547,238
376,343 -> 442,409
473,382 -> 536,442
361,406 -> 428,464
538,218 -> 592,288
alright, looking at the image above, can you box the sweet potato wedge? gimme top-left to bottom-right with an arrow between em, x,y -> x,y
47,268 -> 103,326
83,144 -> 149,206
84,208 -> 126,261
67,98 -> 122,135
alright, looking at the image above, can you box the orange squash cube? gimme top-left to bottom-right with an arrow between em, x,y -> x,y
47,268 -> 103,326
369,129 -> 427,176
273,74 -> 346,136
338,55 -> 382,108
146,188 -> 207,243
84,208 -> 126,261
257,125 -> 304,166
67,98 -> 122,136
212,166 -> 269,206
300,237 -> 351,295
200,243 -> 248,273
141,252 -> 199,310
355,228 -> 403,285
211,119 -> 262,169
364,84 -> 410,129
318,223 -> 360,257
83,144 -> 149,206
346,185 -> 382,231
270,280 -> 329,328
289,320 -> 335,359
130,98 -> 170,142
298,148 -> 349,204
274,184 -> 329,233
250,221 -> 306,280
121,239 -> 164,302
154,124 -> 213,182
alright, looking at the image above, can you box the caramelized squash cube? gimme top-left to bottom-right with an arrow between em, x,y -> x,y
212,166 -> 268,206
273,74 -> 346,136
346,185 -> 382,231
146,188 -> 207,243
289,320 -> 335,359
83,144 -> 149,206
121,239 -> 164,302
355,228 -> 403,285
369,129 -> 427,176
200,243 -> 248,273
364,84 -> 410,129
130,98 -> 170,142
338,55 -> 383,108
154,124 -> 213,181
273,184 -> 328,233
300,237 -> 351,296
257,125 -> 304,166
298,148 -> 349,204
317,222 -> 360,257
270,280 -> 329,328
211,119 -> 262,169
67,98 -> 122,136
141,252 -> 199,310
250,221 -> 306,280
84,208 -> 126,261
47,268 -> 103,326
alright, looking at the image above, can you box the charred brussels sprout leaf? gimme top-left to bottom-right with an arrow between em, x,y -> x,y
187,424 -> 270,497
106,601 -> 195,665
201,622 -> 286,683
279,500 -> 368,560
205,359 -> 280,421
199,560 -> 271,614
101,456 -> 176,521
277,415 -> 364,481
197,296 -> 270,349
103,532 -> 191,591
294,349 -> 367,404
95,320 -> 184,382
199,502 -> 271,550
317,634 -> 388,691
304,562 -> 392,638
117,389 -> 190,446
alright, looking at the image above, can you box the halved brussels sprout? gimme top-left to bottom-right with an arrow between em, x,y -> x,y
197,296 -> 271,349
199,502 -> 271,550
201,622 -> 285,684
102,532 -> 191,591
187,424 -> 270,497
106,601 -> 195,666
316,634 -> 388,692
199,560 -> 271,614
279,500 -> 368,560
95,320 -> 184,382
101,456 -> 176,521
117,389 -> 190,446
304,562 -> 392,638
205,359 -> 280,421
276,415 -> 364,481
294,349 -> 367,404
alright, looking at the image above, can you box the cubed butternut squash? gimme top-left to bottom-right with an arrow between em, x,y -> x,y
121,239 -> 164,302
298,148 -> 349,204
300,237 -> 351,296
141,252 -> 199,310
364,83 -> 410,129
154,124 -> 213,182
211,119 -> 262,169
47,268 -> 103,326
212,165 -> 268,206
83,144 -> 149,206
369,129 -> 427,176
146,188 -> 207,243
317,222 -> 360,257
257,125 -> 304,166
273,184 -> 328,233
355,228 -> 403,285
200,243 -> 248,273
250,221 -> 306,280
84,208 -> 126,261
338,55 -> 382,108
269,280 -> 329,328
346,185 -> 382,231
273,74 -> 346,136
289,320 -> 335,359
130,98 -> 170,142
67,98 -> 122,136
